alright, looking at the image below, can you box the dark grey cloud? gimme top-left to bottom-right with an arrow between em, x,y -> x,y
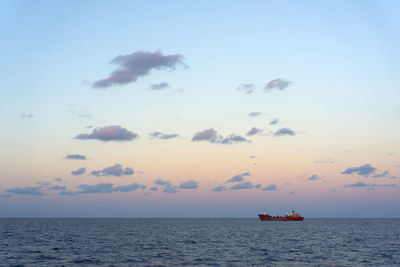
76,125 -> 139,142
149,132 -> 179,140
211,185 -> 227,192
179,180 -> 198,189
92,50 -> 185,88
229,181 -> 261,190
237,83 -> 255,94
192,128 -> 249,144
149,186 -> 158,191
91,164 -> 134,177
71,167 -> 86,176
273,128 -> 296,136
65,154 -> 86,160
246,127 -> 263,136
21,113 -> 34,119
264,79 -> 291,91
49,185 -> 66,191
344,182 -> 396,188
6,186 -> 43,196
269,118 -> 279,125
263,184 -> 277,191
248,112 -> 262,118
308,174 -> 321,181
154,179 -> 171,186
226,172 -> 250,183
342,164 -> 376,177
149,82 -> 169,90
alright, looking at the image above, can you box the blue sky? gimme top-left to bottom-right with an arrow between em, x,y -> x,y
0,0 -> 400,217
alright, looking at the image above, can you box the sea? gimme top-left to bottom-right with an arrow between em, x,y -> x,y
0,218 -> 399,266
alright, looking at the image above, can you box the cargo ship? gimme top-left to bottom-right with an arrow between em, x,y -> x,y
258,209 -> 304,221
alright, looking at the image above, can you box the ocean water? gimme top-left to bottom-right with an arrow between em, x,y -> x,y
0,218 -> 399,266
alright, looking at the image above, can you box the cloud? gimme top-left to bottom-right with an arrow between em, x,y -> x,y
75,125 -> 139,142
71,167 -> 86,176
290,191 -> 296,195
264,79 -> 291,91
226,172 -> 250,183
21,113 -> 34,119
179,180 -> 198,189
149,186 -> 158,191
249,155 -> 256,159
91,164 -> 134,177
149,82 -> 169,90
54,178 -> 63,182
60,182 -> 145,196
92,50 -> 185,88
149,132 -> 179,139
308,174 -> 321,181
237,83 -> 255,94
153,179 -> 179,193
192,128 -> 249,144
273,128 -> 296,136
66,108 -> 91,118
314,159 -> 334,164
342,164 -> 376,177
49,185 -> 66,191
248,112 -> 262,118
65,154 -> 87,160
372,170 -> 390,178
344,182 -> 396,188
246,127 -> 263,136
330,189 -> 336,192
263,184 -> 277,191
192,128 -> 218,142
163,184 -> 179,194
211,186 -> 227,192
0,193 -> 12,198
229,181 -> 261,190
6,186 -> 43,196
154,179 -> 171,186
269,118 -> 279,125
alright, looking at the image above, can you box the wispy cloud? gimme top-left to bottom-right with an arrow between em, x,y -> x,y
264,79 -> 291,91
269,118 -> 280,125
246,127 -> 263,136
237,83 -> 255,94
308,174 -> 322,181
342,164 -> 376,177
149,82 -> 169,90
149,132 -> 179,140
71,167 -> 86,176
226,172 -> 250,183
314,159 -> 334,164
91,164 -> 134,177
65,154 -> 87,160
229,181 -> 261,190
60,182 -> 146,196
6,186 -> 43,196
343,182 -> 396,188
248,112 -> 262,118
263,184 -> 277,191
92,50 -> 186,88
75,125 -> 139,142
21,113 -> 34,119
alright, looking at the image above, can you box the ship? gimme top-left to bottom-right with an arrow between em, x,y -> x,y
258,209 -> 304,221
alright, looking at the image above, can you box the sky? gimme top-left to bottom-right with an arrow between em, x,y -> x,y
1,0 -> 400,217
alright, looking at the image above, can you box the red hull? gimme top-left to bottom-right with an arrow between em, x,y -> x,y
258,214 -> 304,221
